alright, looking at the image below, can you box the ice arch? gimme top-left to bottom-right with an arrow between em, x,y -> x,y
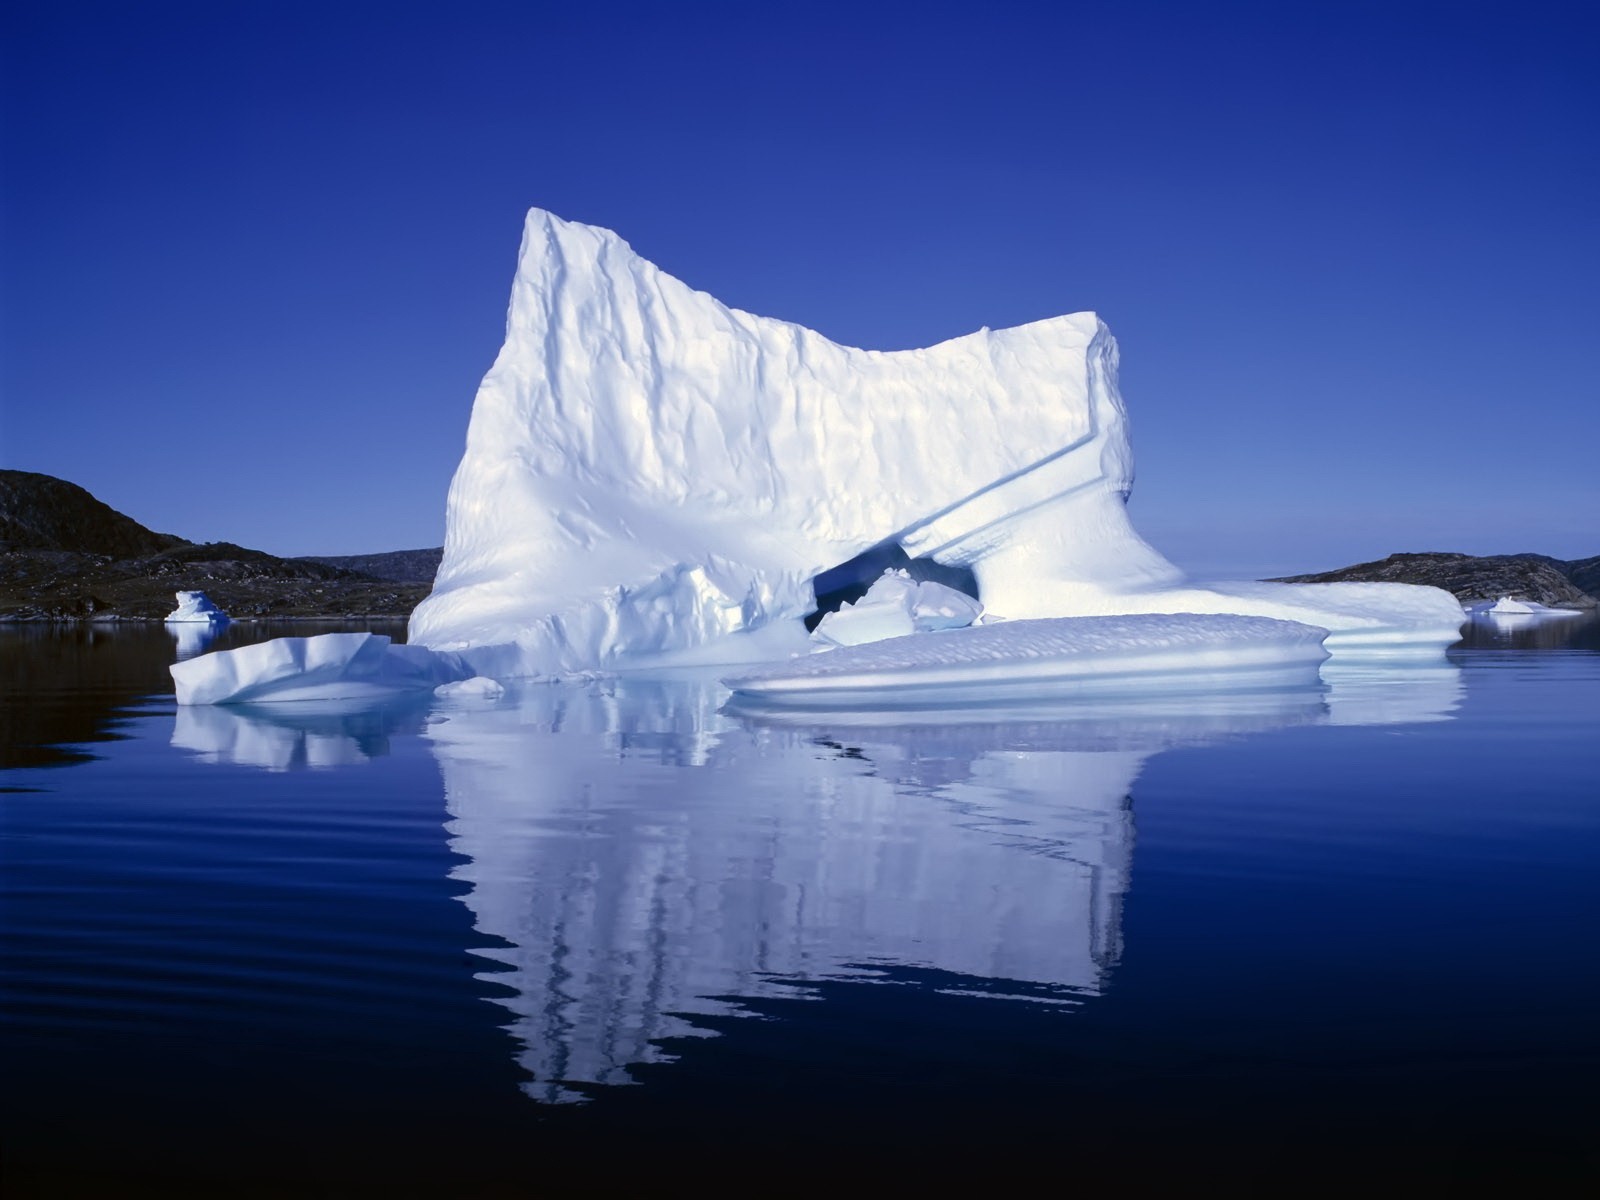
806,541 -> 979,630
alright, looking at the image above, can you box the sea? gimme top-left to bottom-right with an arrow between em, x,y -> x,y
3,614 -> 1597,1193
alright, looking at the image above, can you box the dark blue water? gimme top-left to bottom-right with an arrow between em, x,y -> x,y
3,616 -> 1597,1193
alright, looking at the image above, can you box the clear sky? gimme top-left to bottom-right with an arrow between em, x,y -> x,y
2,0 -> 1595,577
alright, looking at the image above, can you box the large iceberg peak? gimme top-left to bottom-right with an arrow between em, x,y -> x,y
410,207 -> 1180,675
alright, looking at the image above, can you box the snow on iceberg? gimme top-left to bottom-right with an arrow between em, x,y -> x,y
725,613 -> 1330,708
407,208 -> 1461,679
811,569 -> 983,647
165,590 -> 228,624
170,632 -> 468,705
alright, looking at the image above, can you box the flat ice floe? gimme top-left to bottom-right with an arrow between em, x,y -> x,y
1469,596 -> 1587,619
170,632 -> 468,706
725,613 -> 1330,707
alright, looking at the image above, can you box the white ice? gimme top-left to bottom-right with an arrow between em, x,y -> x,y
434,676 -> 506,701
165,590 -> 228,624
810,569 -> 983,648
1470,596 -> 1586,619
726,613 -> 1330,707
170,632 -> 467,705
406,209 -> 1461,680
181,209 -> 1463,705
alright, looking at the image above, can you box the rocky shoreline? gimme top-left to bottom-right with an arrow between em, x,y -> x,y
0,545 -> 433,622
5,469 -> 1594,624
1273,551 -> 1599,609
1,470 -> 435,622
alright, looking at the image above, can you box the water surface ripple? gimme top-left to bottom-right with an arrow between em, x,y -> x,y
2,621 -> 1597,1190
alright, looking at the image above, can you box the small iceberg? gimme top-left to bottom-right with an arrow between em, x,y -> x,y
1468,596 -> 1586,620
725,613 -> 1330,708
165,590 -> 229,624
166,591 -> 230,659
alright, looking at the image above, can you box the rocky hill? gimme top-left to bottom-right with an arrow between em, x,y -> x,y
295,547 -> 442,584
0,470 -> 187,557
0,471 -> 431,621
1273,552 -> 1599,608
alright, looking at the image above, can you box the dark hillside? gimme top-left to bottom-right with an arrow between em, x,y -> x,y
0,470 -> 187,556
1565,555 -> 1600,597
1273,551 -> 1598,608
296,548 -> 443,584
0,472 -> 430,620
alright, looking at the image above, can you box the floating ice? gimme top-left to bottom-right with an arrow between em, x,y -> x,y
405,209 -> 1461,679
182,210 -> 1463,706
165,590 -> 228,624
726,613 -> 1330,707
170,632 -> 468,705
434,676 -> 506,701
811,569 -> 983,648
1472,596 -> 1585,619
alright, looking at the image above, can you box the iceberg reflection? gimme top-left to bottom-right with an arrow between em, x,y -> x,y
167,659 -> 1465,1104
432,677 -> 1335,1103
1320,659 -> 1465,726
171,696 -> 430,771
168,621 -> 223,660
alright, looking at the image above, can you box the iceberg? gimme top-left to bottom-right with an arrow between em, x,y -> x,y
177,209 -> 1462,704
408,209 -> 1461,679
165,590 -> 228,624
166,592 -> 229,660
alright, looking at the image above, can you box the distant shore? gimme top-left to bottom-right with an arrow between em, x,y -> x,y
5,468 -> 1595,626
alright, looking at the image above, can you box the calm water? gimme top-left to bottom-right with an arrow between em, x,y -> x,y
2,615 -> 1598,1192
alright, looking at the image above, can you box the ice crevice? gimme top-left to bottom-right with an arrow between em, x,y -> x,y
172,208 -> 1465,705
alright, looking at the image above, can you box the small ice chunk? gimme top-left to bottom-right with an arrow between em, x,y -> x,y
435,676 -> 506,701
812,570 -> 983,648
729,613 -> 1330,707
911,580 -> 985,631
165,590 -> 228,624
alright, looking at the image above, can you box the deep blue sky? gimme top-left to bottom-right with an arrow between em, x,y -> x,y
3,1 -> 1595,575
